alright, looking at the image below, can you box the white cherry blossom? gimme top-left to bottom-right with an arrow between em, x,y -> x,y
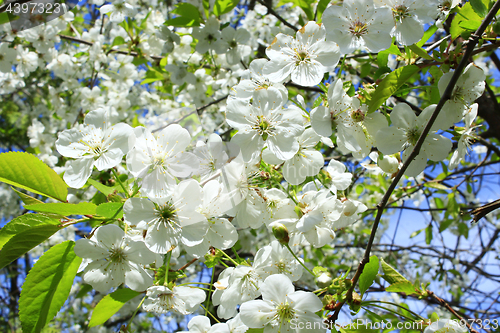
142,285 -> 206,314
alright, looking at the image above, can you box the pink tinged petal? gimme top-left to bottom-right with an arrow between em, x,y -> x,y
123,198 -> 158,228
74,239 -> 108,260
56,128 -> 87,158
240,300 -> 277,328
375,126 -> 407,155
310,106 -> 333,137
124,262 -> 154,292
260,274 -> 294,303
166,151 -> 200,178
391,103 -> 417,129
423,134 -> 452,162
287,291 -> 323,313
310,40 -> 340,71
64,157 -> 94,188
156,124 -> 192,155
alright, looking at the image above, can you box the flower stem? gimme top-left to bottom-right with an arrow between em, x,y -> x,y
200,304 -> 220,323
125,295 -> 146,331
221,250 -> 239,266
164,251 -> 172,286
205,267 -> 216,317
284,244 -> 315,277
111,168 -> 130,198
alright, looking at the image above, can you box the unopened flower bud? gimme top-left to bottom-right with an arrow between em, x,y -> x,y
316,272 -> 332,288
271,222 -> 289,245
377,153 -> 400,174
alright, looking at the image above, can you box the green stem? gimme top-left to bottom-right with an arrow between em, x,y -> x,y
362,304 -> 417,322
177,282 -> 213,287
200,304 -> 220,323
362,300 -> 425,320
164,251 -> 172,286
221,250 -> 239,266
126,295 -> 146,330
205,267 -> 216,317
111,169 -> 130,198
284,244 -> 315,277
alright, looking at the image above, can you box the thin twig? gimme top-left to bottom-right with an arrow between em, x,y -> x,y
427,290 -> 479,333
327,1 -> 500,325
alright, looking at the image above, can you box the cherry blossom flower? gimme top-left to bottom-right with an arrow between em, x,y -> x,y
123,179 -> 208,254
437,63 -> 485,127
239,274 -> 325,332
449,104 -> 479,170
424,319 -> 467,333
375,103 -> 452,177
100,0 -> 137,23
230,58 -> 288,102
179,316 -> 230,333
74,224 -> 156,292
263,21 -> 340,86
226,89 -> 304,162
192,16 -> 229,54
126,125 -> 199,198
323,0 -> 393,54
142,285 -> 206,314
56,108 -> 136,188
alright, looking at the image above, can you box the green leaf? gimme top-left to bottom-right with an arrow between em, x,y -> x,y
458,222 -> 469,239
165,3 -> 201,27
470,0 -> 488,17
89,289 -> 141,327
96,202 -> 124,219
0,223 -> 62,269
111,36 -> 127,47
316,0 -> 330,22
11,187 -> 44,206
141,69 -> 164,85
385,281 -> 419,295
380,258 -> 410,285
25,202 -> 97,216
424,182 -> 451,190
358,255 -> 379,296
417,25 -> 438,47
247,329 -> 265,333
450,3 -> 482,39
408,44 -> 433,60
368,65 -> 419,113
425,223 -> 433,245
0,12 -> 10,25
87,178 -> 116,196
19,241 -> 81,333
439,219 -> 454,232
0,214 -> 60,250
459,20 -> 482,31
213,0 -> 239,16
0,152 -> 67,202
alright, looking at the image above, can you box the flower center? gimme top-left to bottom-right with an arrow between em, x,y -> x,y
439,0 -> 452,12
351,109 -> 365,122
294,49 -> 310,65
406,127 -> 421,146
277,303 -> 295,322
349,21 -> 368,37
393,5 -> 411,22
108,247 -> 125,263
255,115 -> 273,140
